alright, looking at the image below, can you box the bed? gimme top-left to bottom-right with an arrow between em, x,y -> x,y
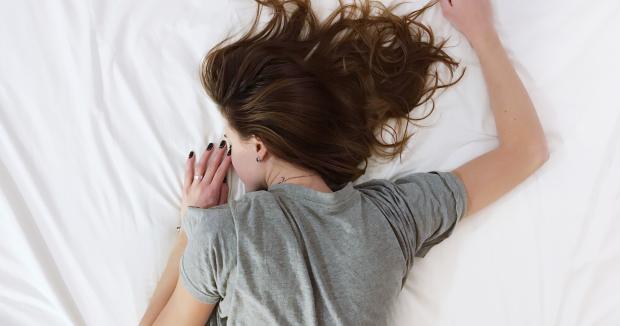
1,0 -> 618,325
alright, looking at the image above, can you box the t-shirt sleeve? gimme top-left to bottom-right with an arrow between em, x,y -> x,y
357,170 -> 468,267
179,205 -> 236,304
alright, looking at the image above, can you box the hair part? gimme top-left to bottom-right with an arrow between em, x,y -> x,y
200,0 -> 464,190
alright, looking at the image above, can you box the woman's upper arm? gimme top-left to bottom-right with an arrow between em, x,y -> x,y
452,144 -> 549,218
150,206 -> 236,325
152,276 -> 215,326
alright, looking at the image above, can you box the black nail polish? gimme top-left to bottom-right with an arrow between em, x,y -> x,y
219,140 -> 226,148
226,147 -> 231,156
188,151 -> 194,158
223,176 -> 227,183
206,142 -> 214,151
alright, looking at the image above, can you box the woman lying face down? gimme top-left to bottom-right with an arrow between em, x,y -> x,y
142,0 -> 549,324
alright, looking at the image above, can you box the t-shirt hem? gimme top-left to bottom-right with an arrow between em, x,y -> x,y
431,170 -> 468,223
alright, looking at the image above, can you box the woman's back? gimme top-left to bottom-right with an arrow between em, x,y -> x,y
179,170 -> 468,325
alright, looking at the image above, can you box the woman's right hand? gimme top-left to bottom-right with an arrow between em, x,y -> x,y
439,0 -> 497,49
180,141 -> 231,220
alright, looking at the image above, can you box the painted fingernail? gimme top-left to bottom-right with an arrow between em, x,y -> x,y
226,146 -> 232,156
223,176 -> 227,183
206,142 -> 214,151
188,151 -> 194,158
219,140 -> 226,148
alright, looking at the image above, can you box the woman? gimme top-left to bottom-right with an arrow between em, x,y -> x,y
141,0 -> 549,324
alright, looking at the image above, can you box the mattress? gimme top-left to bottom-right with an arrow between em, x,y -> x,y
0,0 -> 618,325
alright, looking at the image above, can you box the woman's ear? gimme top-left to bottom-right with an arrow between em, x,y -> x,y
253,135 -> 268,160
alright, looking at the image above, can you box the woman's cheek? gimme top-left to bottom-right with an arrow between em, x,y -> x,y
230,151 -> 249,182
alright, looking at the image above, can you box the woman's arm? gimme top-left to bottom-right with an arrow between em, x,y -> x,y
139,231 -> 188,326
469,29 -> 547,149
141,145 -> 232,324
440,0 -> 549,217
140,228 -> 216,326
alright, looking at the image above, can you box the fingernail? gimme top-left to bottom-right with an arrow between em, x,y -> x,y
223,176 -> 227,183
206,142 -> 214,151
226,146 -> 232,156
188,151 -> 194,158
219,140 -> 226,148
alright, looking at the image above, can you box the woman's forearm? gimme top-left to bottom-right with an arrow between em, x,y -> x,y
140,231 -> 188,326
472,31 -> 548,152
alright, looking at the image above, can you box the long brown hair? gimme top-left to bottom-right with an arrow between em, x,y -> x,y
200,0 -> 464,191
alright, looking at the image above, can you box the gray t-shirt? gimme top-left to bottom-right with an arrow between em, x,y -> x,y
179,170 -> 468,325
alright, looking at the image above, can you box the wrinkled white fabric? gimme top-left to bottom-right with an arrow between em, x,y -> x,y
0,0 -> 618,325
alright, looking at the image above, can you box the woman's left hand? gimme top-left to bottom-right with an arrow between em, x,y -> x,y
180,142 -> 232,219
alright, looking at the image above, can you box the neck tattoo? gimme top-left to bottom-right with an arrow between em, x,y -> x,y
277,174 -> 316,184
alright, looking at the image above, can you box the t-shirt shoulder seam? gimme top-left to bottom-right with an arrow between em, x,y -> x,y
183,205 -> 236,240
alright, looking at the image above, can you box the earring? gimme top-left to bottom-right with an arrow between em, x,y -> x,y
256,157 -> 261,162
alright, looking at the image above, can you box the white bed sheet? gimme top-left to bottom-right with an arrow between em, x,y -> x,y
1,0 -> 618,325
